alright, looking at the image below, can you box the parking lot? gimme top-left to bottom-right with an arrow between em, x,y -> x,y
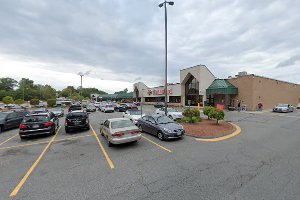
1,107 -> 300,200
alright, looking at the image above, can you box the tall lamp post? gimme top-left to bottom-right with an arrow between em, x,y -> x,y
159,1 -> 174,115
78,72 -> 84,97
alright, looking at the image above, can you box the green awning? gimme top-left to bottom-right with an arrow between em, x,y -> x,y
206,79 -> 238,95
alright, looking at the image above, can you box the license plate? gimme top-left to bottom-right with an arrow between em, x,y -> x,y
32,124 -> 39,128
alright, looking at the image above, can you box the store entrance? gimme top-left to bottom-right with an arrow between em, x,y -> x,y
185,75 -> 202,106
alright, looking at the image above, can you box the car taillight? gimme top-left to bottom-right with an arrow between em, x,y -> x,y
19,124 -> 28,129
131,131 -> 140,135
44,122 -> 53,127
111,133 -> 124,137
65,120 -> 68,126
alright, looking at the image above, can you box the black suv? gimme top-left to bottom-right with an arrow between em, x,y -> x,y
0,110 -> 30,133
68,104 -> 82,113
65,111 -> 90,133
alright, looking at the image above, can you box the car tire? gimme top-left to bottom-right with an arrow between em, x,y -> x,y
168,115 -> 173,120
107,137 -> 113,147
157,131 -> 164,141
20,136 -> 26,140
138,125 -> 143,132
65,127 -> 70,133
86,125 -> 90,130
100,130 -> 104,136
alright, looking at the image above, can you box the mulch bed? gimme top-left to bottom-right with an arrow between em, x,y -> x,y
180,119 -> 235,139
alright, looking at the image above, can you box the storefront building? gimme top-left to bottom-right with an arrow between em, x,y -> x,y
133,65 -> 300,111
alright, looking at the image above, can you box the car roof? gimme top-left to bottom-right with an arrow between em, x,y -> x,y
145,114 -> 163,118
27,112 -> 49,116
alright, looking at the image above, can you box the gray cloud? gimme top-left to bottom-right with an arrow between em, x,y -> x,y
0,0 -> 300,90
276,55 -> 300,68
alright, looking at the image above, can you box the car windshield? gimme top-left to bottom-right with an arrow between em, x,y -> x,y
167,108 -> 178,112
156,116 -> 174,124
277,104 -> 288,107
23,115 -> 49,123
129,110 -> 142,115
0,112 -> 8,120
111,120 -> 135,129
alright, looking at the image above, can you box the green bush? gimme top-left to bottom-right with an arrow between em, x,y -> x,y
14,99 -> 24,105
208,109 -> 225,124
2,96 -> 14,104
180,109 -> 201,123
203,106 -> 215,119
30,98 -> 39,105
47,99 -> 56,107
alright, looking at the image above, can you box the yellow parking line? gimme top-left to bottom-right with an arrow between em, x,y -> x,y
90,124 -> 115,169
0,134 -> 18,146
195,123 -> 241,142
142,135 -> 172,153
0,134 -> 92,151
9,126 -> 61,197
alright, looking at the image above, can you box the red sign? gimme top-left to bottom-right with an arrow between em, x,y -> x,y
151,89 -> 172,95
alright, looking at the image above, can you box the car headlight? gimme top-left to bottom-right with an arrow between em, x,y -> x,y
163,128 -> 173,133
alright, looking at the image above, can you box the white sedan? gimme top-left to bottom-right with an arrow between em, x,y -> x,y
122,110 -> 144,124
156,107 -> 183,120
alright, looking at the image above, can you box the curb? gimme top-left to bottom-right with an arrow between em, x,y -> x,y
194,122 -> 241,142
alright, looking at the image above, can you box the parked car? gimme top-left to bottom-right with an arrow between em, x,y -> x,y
297,103 -> 300,109
31,108 -> 48,114
65,110 -> 90,133
68,104 -> 82,112
100,118 -> 141,147
86,104 -> 96,112
154,102 -> 165,108
94,102 -> 101,108
19,112 -> 59,139
115,104 -> 127,112
122,110 -> 145,124
137,114 -> 184,140
156,107 -> 183,120
51,107 -> 64,117
99,104 -> 106,112
103,104 -> 115,113
273,104 -> 294,113
0,110 -> 30,133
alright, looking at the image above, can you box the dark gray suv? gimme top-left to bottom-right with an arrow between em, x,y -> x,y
0,110 -> 29,133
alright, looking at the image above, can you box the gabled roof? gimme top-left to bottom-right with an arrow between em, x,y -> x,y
206,79 -> 238,95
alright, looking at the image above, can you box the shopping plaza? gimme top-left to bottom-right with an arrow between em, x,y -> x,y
132,65 -> 300,111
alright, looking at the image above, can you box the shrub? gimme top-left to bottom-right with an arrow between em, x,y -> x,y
47,99 -> 56,107
30,99 -> 39,105
208,109 -> 225,124
181,108 -> 201,123
15,99 -> 24,105
2,96 -> 14,104
203,106 -> 215,119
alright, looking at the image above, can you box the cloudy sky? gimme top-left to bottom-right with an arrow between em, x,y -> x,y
0,0 -> 299,93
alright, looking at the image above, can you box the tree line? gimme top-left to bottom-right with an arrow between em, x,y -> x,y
0,77 -> 107,104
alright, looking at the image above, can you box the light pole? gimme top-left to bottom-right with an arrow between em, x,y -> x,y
159,1 -> 174,116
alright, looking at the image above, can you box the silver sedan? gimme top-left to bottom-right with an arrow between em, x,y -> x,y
100,118 -> 142,147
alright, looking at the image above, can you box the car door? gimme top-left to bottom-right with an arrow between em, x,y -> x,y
140,116 -> 150,132
102,120 -> 110,136
15,112 -> 26,127
6,113 -> 18,129
147,117 -> 158,135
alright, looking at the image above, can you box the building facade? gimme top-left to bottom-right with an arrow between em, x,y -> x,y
133,65 -> 300,111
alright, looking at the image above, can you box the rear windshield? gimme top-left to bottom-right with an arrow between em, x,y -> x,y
106,105 -> 113,108
67,113 -> 87,119
23,115 -> 49,123
129,110 -> 141,115
111,120 -> 135,129
70,106 -> 82,110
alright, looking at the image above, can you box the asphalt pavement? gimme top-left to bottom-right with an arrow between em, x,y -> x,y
0,107 -> 300,200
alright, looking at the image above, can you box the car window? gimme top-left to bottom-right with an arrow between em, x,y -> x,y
23,115 -> 49,123
7,112 -> 18,119
0,112 -> 8,120
111,120 -> 134,129
104,120 -> 109,128
148,117 -> 156,124
142,116 -> 148,121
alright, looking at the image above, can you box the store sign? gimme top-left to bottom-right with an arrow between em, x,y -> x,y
147,89 -> 172,95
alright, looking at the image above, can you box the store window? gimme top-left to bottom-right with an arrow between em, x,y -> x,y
169,96 -> 181,103
185,75 -> 201,106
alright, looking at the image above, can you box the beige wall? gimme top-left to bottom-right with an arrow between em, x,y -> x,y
228,75 -> 300,110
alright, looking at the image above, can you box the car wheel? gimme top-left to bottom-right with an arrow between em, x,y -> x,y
107,137 -> 113,147
168,115 -> 173,120
86,125 -> 90,130
20,136 -> 26,140
157,131 -> 164,141
100,130 -> 104,136
138,125 -> 143,132
65,127 -> 70,133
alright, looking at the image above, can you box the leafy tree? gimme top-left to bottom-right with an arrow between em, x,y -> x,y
0,77 -> 18,91
30,99 -> 39,106
203,106 -> 215,120
61,86 -> 77,97
47,99 -> 56,107
15,99 -> 24,105
182,108 -> 201,123
2,96 -> 14,104
114,88 -> 128,94
208,109 -> 225,124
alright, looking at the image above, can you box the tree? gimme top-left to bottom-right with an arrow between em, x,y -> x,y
114,88 -> 128,94
0,77 -> 18,91
208,109 -> 225,124
61,86 -> 77,97
47,99 -> 56,107
30,99 -> 39,106
15,99 -> 24,105
203,106 -> 215,120
2,96 -> 14,104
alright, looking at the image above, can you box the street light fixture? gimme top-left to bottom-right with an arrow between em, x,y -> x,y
159,1 -> 174,116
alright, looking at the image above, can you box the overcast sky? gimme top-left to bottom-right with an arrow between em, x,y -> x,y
0,0 -> 299,93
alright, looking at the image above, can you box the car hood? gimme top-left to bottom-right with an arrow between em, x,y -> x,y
158,123 -> 182,130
